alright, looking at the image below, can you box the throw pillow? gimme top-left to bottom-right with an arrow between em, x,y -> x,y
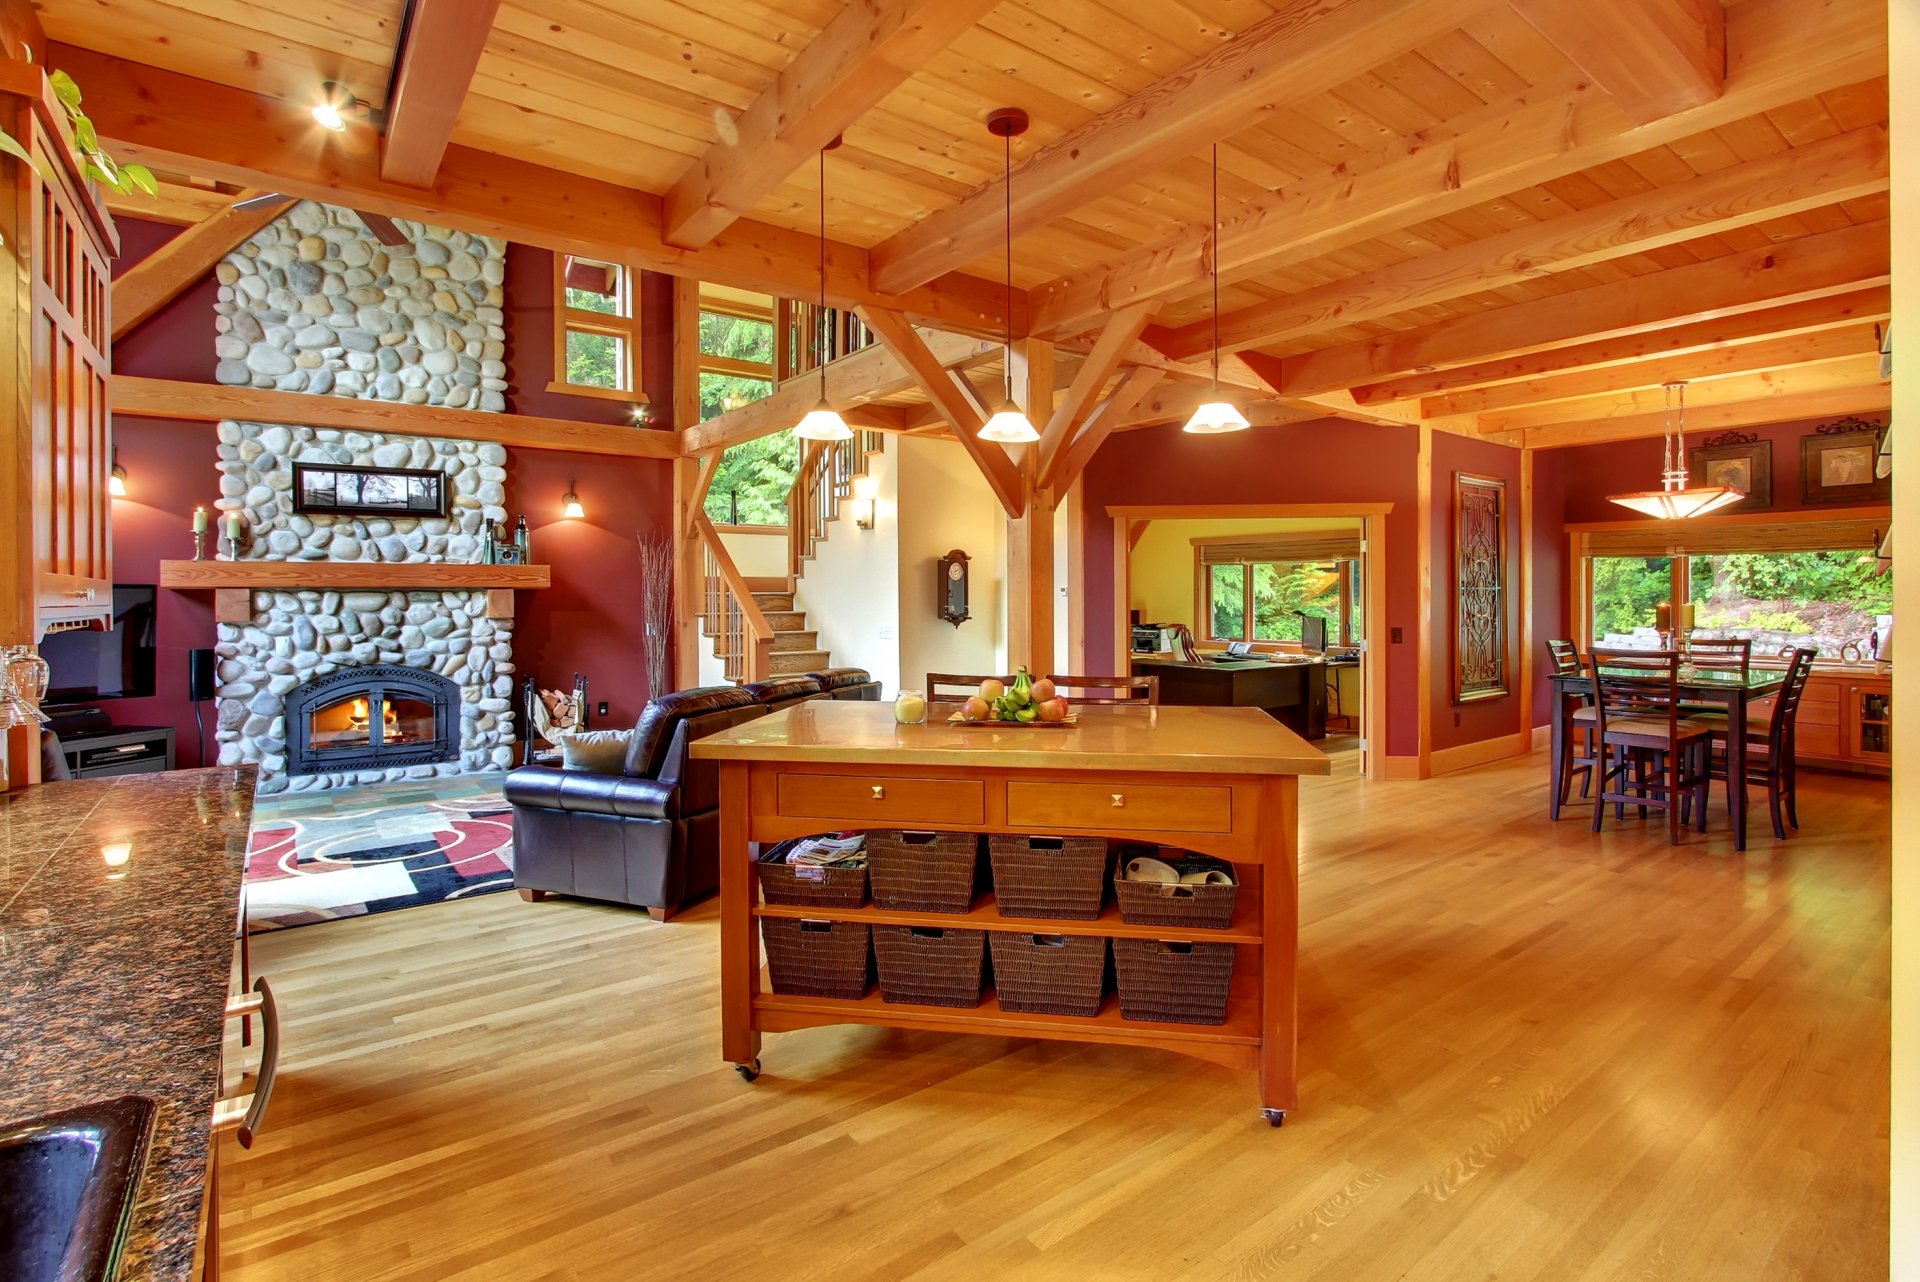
557,729 -> 633,774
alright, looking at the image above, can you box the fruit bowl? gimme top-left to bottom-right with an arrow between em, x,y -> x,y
947,712 -> 1078,728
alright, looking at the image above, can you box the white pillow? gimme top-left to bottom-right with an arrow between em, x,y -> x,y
556,728 -> 633,774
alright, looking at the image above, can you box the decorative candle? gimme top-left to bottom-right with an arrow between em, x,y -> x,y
224,514 -> 243,542
192,505 -> 209,534
1655,602 -> 1671,633
1678,602 -> 1696,632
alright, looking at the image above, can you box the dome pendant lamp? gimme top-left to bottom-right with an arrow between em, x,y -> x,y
978,108 -> 1041,445
1184,143 -> 1249,435
1605,381 -> 1745,519
793,135 -> 853,442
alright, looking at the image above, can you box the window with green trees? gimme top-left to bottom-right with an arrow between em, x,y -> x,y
1206,561 -> 1353,644
1588,549 -> 1891,658
699,309 -> 796,524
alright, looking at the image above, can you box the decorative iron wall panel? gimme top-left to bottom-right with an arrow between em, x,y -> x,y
1453,472 -> 1509,704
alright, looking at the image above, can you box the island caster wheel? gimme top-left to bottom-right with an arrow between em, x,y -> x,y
734,1059 -> 762,1083
1260,1108 -> 1287,1128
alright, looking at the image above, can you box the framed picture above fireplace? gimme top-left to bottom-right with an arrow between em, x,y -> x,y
292,463 -> 449,517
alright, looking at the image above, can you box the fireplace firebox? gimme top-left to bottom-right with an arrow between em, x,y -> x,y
285,666 -> 460,776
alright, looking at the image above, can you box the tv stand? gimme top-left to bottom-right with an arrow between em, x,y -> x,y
56,726 -> 176,779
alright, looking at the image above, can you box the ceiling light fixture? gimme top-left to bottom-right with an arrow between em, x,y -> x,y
562,481 -> 585,520
1184,142 -> 1248,436
1606,382 -> 1745,519
311,82 -> 356,133
793,136 -> 852,442
978,107 -> 1040,445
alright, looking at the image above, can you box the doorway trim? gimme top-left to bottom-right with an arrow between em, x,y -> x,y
1108,502 -> 1393,781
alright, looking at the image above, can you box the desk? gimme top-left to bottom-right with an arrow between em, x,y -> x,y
1131,657 -> 1329,740
692,701 -> 1330,1124
1548,666 -> 1785,851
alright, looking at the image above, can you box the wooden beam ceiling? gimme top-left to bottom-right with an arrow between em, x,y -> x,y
866,0 -> 1487,296
51,44 -> 1018,341
661,0 -> 997,250
1479,353 -> 1885,434
111,190 -> 282,340
380,0 -> 502,187
1512,378 -> 1892,449
1035,302 -> 1158,486
1025,0 -> 1883,338
1158,124 -> 1889,360
1508,0 -> 1725,125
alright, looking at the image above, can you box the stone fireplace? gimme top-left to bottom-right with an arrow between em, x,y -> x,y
207,201 -> 517,794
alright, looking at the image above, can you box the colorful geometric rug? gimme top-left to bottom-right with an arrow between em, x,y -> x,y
244,773 -> 515,932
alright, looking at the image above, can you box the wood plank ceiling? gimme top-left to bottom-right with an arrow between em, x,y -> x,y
40,0 -> 1891,449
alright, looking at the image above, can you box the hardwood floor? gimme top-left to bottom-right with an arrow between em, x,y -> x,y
220,751 -> 1890,1281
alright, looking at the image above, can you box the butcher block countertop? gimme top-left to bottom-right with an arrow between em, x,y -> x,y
691,700 -> 1332,776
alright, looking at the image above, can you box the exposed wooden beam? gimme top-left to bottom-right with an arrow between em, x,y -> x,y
111,377 -> 680,459
52,44 -> 1018,341
1509,0 -> 1724,125
681,329 -> 997,454
867,0 -> 1485,296
1425,324 -> 1880,417
1005,336 -> 1056,669
111,190 -> 283,340
1159,124 -> 1889,360
1048,367 -> 1167,496
858,306 -> 1024,517
380,0 -> 501,187
1025,0 -> 1884,337
662,0 -> 997,249
1521,382 -> 1892,449
1480,354 -> 1885,435
105,179 -> 233,227
1270,218 -> 1889,398
1351,286 -> 1891,404
1036,302 -> 1157,488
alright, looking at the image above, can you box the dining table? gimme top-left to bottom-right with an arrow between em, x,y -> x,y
1548,663 -> 1788,852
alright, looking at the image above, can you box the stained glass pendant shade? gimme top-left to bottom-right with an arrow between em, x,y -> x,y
1606,382 -> 1745,519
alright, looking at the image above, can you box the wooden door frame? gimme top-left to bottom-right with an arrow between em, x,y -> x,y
1108,502 -> 1393,781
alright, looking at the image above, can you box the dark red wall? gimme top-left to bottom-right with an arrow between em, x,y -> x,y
1080,419 -> 1425,758
1530,447 -> 1569,732
1430,432 -> 1526,751
107,217 -> 681,754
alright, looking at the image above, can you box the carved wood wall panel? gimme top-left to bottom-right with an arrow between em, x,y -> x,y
1453,472 -> 1508,703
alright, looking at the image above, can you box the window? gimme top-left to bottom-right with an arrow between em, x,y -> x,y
1590,556 -> 1675,648
553,256 -> 642,399
1204,560 -> 1355,645
698,306 -> 776,422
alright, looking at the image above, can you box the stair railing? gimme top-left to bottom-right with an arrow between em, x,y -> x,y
785,430 -> 884,574
692,512 -> 775,684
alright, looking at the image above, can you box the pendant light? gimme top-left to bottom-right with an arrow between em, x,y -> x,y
1184,143 -> 1249,435
793,136 -> 853,442
1606,381 -> 1745,519
978,108 -> 1040,445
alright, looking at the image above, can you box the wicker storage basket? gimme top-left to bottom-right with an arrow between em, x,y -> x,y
758,838 -> 869,909
1112,849 -> 1238,931
868,830 -> 981,913
873,925 -> 988,1007
1111,937 -> 1236,1025
988,932 -> 1108,1016
987,834 -> 1110,919
761,917 -> 872,1000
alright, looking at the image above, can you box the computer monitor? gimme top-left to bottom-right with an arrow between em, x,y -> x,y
1299,614 -> 1328,655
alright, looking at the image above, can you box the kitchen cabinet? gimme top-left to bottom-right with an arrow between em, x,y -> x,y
1795,670 -> 1891,776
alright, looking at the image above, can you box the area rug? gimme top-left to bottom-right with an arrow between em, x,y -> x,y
245,774 -> 515,932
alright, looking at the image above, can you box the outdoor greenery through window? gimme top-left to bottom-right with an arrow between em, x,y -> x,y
1591,551 -> 1892,659
557,257 -> 639,394
1206,561 -> 1356,645
699,308 -> 795,525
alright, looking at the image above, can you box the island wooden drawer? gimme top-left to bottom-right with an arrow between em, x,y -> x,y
775,773 -> 986,827
1005,781 -> 1232,834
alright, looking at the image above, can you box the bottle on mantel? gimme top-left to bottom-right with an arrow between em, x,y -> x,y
482,522 -> 498,565
514,514 -> 529,563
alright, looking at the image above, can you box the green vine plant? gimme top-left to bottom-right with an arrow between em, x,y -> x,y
0,66 -> 156,199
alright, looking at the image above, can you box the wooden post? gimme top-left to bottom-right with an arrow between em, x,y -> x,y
671,277 -> 704,692
1005,337 -> 1055,672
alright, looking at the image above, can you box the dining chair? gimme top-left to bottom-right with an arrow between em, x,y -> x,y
1687,636 -> 1752,673
1046,674 -> 1160,706
1589,647 -> 1713,845
927,673 -> 1014,703
1546,639 -> 1597,818
1697,647 -> 1817,840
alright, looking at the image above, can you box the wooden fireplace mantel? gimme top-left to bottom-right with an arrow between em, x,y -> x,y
158,561 -> 552,622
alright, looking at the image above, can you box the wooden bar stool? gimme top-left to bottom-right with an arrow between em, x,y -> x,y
926,673 -> 1013,703
1589,648 -> 1712,845
1045,674 -> 1159,706
1546,639 -> 1597,819
1695,647 -> 1817,839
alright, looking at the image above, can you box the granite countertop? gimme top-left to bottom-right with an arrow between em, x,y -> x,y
0,766 -> 257,1282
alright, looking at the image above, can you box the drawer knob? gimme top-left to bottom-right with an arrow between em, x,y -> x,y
1111,793 -> 1124,807
871,785 -> 886,800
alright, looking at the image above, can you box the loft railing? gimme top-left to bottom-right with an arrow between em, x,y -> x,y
773,301 -> 874,384
692,512 -> 774,684
787,430 -> 883,579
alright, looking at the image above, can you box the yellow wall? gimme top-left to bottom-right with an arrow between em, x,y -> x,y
1129,517 -> 1363,639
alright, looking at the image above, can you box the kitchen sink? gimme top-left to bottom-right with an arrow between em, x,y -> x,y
0,1096 -> 158,1282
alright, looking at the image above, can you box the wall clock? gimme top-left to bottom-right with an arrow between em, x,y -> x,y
938,549 -> 970,627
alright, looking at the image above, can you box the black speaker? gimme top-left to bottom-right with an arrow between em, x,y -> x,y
187,648 -> 216,703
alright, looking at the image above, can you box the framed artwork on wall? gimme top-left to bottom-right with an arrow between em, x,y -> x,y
1452,472 -> 1509,704
1800,417 -> 1891,505
1688,431 -> 1772,512
292,463 -> 449,517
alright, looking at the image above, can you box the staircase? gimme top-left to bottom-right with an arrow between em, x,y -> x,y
697,430 -> 884,684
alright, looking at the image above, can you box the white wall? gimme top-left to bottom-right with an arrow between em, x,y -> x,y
1890,0 -> 1916,1270
717,527 -> 789,579
793,444 -> 901,695
895,435 -> 1007,692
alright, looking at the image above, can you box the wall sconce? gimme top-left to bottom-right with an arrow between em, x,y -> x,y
852,477 -> 876,530
630,394 -> 654,427
109,452 -> 128,497
562,482 -> 585,520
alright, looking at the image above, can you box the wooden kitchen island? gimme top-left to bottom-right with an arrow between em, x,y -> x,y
691,700 -> 1330,1124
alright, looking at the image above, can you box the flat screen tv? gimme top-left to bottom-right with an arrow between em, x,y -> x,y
39,585 -> 158,703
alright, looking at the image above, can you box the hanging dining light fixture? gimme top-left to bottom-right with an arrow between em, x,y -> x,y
1183,143 -> 1248,435
793,136 -> 853,442
977,108 -> 1040,445
1605,381 -> 1746,519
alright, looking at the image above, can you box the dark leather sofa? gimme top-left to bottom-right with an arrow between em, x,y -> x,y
742,675 -> 824,711
504,686 -> 764,921
810,667 -> 883,700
